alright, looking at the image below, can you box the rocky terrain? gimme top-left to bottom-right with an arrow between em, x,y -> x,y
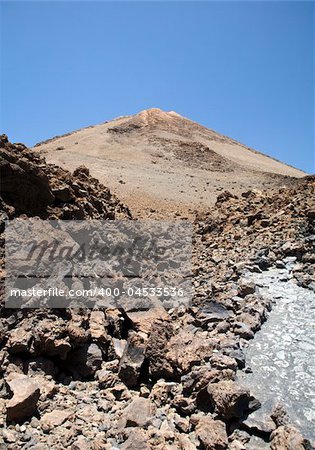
0,134 -> 314,450
0,135 -> 131,221
33,108 -> 306,218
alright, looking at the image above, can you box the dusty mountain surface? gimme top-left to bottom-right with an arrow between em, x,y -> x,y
34,108 -> 306,218
0,135 -> 314,449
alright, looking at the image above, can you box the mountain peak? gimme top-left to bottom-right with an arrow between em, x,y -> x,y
141,107 -> 164,113
108,107 -> 187,133
138,107 -> 182,118
34,109 -> 306,217
138,108 -> 184,119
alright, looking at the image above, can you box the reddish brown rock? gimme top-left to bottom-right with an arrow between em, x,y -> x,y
7,325 -> 32,354
165,327 -> 214,374
89,310 -> 108,343
207,380 -> 260,419
124,305 -> 169,334
146,319 -> 175,380
270,425 -> 312,450
195,415 -> 228,450
0,135 -> 131,220
122,397 -> 155,428
41,409 -> 73,432
6,374 -> 40,422
121,429 -> 150,450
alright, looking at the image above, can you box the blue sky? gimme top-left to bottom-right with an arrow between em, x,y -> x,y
0,1 -> 314,173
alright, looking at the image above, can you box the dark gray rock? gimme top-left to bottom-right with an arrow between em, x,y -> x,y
66,343 -> 102,378
118,332 -> 146,388
195,301 -> 232,327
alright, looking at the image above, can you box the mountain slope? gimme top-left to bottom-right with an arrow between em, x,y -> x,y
34,108 -> 306,217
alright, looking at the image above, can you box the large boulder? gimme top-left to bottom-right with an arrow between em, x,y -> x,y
195,415 -> 228,450
33,317 -> 71,360
182,364 -> 235,398
118,332 -> 146,388
121,429 -> 151,450
146,319 -> 175,380
194,301 -> 232,327
121,397 -> 155,428
123,300 -> 169,334
89,310 -> 108,344
7,323 -> 32,354
207,380 -> 260,419
270,425 -> 313,450
6,374 -> 40,422
165,326 -> 215,374
242,398 -> 277,434
0,134 -> 131,220
40,409 -> 73,433
0,147 -> 54,214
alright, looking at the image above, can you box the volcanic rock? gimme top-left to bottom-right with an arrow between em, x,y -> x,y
242,400 -> 277,434
6,374 -> 40,422
66,343 -> 103,378
96,369 -> 119,389
71,436 -> 91,450
121,429 -> 150,450
40,409 -> 73,432
165,326 -> 215,374
118,332 -> 146,388
206,380 -> 260,419
0,134 -> 314,448
145,319 -> 175,380
122,397 -> 155,428
270,425 -> 313,450
194,301 -> 232,327
89,310 -> 108,344
195,415 -> 228,450
0,134 -> 131,220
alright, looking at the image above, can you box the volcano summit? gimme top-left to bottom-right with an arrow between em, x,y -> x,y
34,108 -> 305,218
